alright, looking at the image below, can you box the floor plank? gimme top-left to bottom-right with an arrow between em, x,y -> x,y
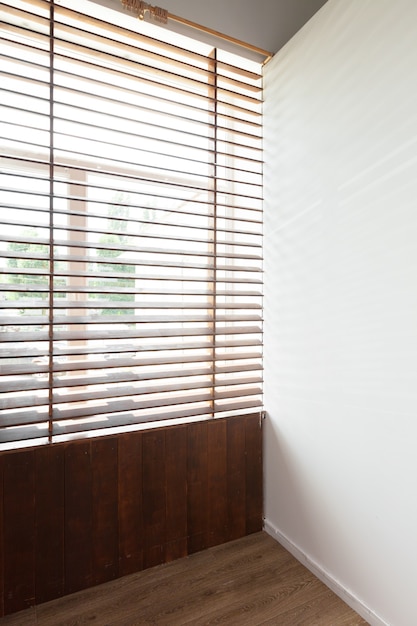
0,532 -> 368,625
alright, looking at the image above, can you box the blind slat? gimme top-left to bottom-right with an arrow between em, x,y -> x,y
0,0 -> 263,448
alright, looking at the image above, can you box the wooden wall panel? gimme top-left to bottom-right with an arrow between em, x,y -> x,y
118,433 -> 143,576
0,456 -> 4,617
245,414 -> 263,534
35,446 -> 65,604
3,451 -> 36,615
92,439 -> 118,586
165,426 -> 187,562
64,442 -> 93,594
142,430 -> 166,568
0,414 -> 263,617
227,416 -> 247,540
187,421 -> 209,554
207,419 -> 228,547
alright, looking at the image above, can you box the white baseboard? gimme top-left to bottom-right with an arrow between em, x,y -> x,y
263,518 -> 388,626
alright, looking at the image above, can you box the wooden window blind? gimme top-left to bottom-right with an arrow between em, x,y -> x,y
0,0 -> 263,448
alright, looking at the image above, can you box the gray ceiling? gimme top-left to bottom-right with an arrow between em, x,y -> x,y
159,0 -> 329,54
92,0 -> 328,60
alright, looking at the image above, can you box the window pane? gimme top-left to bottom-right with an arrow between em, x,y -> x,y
0,0 -> 263,448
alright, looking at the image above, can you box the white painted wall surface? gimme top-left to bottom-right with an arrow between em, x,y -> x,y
263,1 -> 417,625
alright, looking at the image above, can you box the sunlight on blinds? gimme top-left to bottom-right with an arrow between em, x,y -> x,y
0,0 -> 263,448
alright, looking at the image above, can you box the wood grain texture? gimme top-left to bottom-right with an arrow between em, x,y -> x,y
207,419 -> 228,547
64,442 -> 93,594
0,414 -> 263,617
0,456 -> 4,616
91,438 -> 118,586
0,532 -> 368,626
187,421 -> 209,554
227,415 -> 247,540
34,446 -> 65,604
117,432 -> 143,576
142,429 -> 166,568
165,426 -> 188,562
245,413 -> 263,534
3,451 -> 36,614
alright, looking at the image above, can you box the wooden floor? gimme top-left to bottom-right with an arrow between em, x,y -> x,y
0,532 -> 368,625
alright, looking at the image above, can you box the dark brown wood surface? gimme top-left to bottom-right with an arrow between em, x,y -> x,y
35,446 -> 65,604
142,429 -> 166,568
245,413 -> 263,534
117,432 -> 143,576
165,425 -> 188,562
187,421 -> 209,555
3,451 -> 35,615
0,532 -> 368,625
91,438 -> 118,586
0,413 -> 262,617
227,415 -> 247,541
0,455 -> 4,617
64,441 -> 93,595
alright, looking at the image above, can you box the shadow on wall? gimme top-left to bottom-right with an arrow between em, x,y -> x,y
262,415 -> 321,553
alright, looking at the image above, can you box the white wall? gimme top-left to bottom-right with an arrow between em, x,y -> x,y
263,1 -> 417,625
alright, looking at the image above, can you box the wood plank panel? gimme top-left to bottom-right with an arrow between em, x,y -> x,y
142,430 -> 166,568
118,432 -> 143,576
227,415 -> 246,540
207,419 -> 228,547
3,451 -> 36,614
0,455 -> 4,618
165,426 -> 188,562
64,441 -> 93,594
0,414 -> 263,617
92,438 -> 118,585
245,414 -> 263,533
34,446 -> 65,604
187,421 -> 208,554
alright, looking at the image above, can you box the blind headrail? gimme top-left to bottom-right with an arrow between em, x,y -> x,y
118,0 -> 273,62
166,13 -> 272,63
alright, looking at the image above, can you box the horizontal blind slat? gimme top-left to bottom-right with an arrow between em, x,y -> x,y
0,0 -> 263,448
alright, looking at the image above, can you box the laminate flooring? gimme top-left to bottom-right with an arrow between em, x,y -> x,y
0,532 -> 368,625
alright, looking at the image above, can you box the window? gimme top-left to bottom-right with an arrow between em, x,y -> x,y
0,0 -> 263,448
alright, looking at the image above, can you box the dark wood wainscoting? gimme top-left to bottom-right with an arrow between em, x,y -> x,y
0,414 -> 263,617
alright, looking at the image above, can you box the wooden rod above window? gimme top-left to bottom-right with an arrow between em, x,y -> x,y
168,13 -> 273,62
120,0 -> 273,62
